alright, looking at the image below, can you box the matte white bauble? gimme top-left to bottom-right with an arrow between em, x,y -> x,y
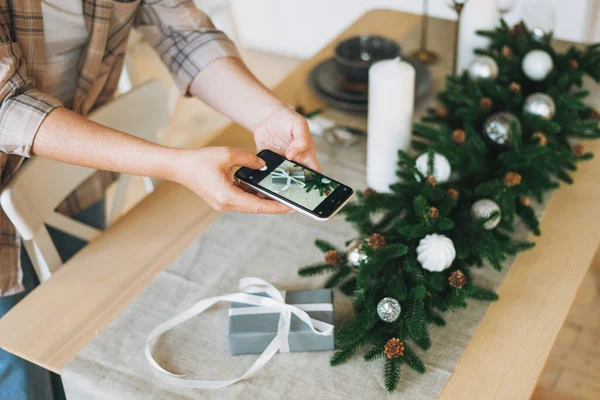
417,234 -> 456,272
522,50 -> 553,81
471,199 -> 501,229
415,152 -> 451,183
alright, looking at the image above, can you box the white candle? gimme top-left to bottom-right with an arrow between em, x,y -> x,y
456,0 -> 498,74
366,58 -> 415,193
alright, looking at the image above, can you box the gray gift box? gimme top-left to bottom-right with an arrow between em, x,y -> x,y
228,289 -> 335,355
271,171 -> 306,185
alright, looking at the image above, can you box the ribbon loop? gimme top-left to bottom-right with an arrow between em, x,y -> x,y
271,168 -> 306,193
145,278 -> 334,389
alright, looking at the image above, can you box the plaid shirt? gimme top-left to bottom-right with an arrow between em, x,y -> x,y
0,0 -> 239,295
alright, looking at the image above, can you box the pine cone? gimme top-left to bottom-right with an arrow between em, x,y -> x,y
568,59 -> 579,70
368,233 -> 386,250
509,23 -> 524,39
435,106 -> 448,118
504,171 -> 522,187
509,82 -> 521,94
447,188 -> 459,199
430,207 -> 440,220
520,196 -> 531,207
363,188 -> 376,198
384,338 -> 404,358
479,97 -> 493,112
590,110 -> 600,121
573,143 -> 585,157
532,132 -> 547,146
449,270 -> 467,289
324,250 -> 342,266
451,129 -> 466,144
501,45 -> 512,58
426,175 -> 437,187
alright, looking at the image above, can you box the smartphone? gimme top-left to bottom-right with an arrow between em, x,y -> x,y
234,150 -> 354,221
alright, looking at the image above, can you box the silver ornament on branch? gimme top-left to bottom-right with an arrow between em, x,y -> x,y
483,112 -> 521,146
415,152 -> 451,183
321,177 -> 331,184
417,234 -> 456,272
522,50 -> 553,81
377,297 -> 401,323
346,239 -> 368,267
471,199 -> 501,229
466,56 -> 499,80
523,93 -> 556,120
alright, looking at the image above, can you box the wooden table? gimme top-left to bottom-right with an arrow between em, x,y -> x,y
0,10 -> 598,400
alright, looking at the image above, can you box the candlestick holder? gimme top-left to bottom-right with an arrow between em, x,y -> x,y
410,0 -> 438,64
449,0 -> 467,76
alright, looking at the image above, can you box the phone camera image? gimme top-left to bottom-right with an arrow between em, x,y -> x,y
256,160 -> 341,212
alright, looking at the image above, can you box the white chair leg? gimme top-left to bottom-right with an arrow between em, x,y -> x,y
25,227 -> 63,282
167,84 -> 179,117
109,174 -> 132,224
118,65 -> 133,95
142,176 -> 155,193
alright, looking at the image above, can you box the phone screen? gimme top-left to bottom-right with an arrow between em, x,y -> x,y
235,150 -> 353,218
256,159 -> 341,211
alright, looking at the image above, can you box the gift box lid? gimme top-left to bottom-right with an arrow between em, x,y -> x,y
228,289 -> 334,335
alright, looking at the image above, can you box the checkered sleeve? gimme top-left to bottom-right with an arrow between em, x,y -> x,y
0,38 -> 62,157
135,0 -> 241,94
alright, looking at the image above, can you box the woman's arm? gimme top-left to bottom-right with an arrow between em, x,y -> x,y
189,57 -> 320,171
31,108 -> 290,214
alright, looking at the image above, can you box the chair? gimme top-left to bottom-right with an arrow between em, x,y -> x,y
0,80 -> 170,282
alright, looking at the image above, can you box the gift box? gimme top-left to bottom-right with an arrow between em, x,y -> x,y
271,170 -> 306,185
228,289 -> 334,355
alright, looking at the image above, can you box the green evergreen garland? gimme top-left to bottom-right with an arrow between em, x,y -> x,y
298,21 -> 600,393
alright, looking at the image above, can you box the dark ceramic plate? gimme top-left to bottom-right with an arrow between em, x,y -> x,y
335,35 -> 401,81
308,57 -> 432,114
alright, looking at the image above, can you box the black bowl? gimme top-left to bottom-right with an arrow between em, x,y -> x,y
335,35 -> 401,81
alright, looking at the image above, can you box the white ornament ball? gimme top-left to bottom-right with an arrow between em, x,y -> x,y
523,93 -> 556,120
377,297 -> 401,323
417,234 -> 456,272
346,239 -> 368,267
467,56 -> 499,80
415,152 -> 451,183
522,50 -> 553,82
471,199 -> 501,230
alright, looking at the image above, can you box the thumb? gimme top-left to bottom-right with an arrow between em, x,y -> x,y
228,148 -> 266,169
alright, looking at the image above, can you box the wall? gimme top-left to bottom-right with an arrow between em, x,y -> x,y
230,0 -> 593,59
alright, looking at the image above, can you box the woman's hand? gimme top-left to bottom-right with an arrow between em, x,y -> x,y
174,147 -> 291,214
253,106 -> 321,172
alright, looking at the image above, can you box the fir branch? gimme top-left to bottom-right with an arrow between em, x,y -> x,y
384,358 -> 402,393
364,345 -> 386,362
314,239 -> 338,253
402,344 -> 426,374
298,262 -> 338,277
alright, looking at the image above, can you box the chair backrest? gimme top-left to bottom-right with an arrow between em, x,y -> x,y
0,80 -> 169,281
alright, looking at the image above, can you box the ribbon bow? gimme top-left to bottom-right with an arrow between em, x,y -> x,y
271,168 -> 306,193
145,277 -> 334,389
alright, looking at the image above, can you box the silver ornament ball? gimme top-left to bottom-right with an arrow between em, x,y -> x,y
522,50 -> 553,82
483,112 -> 521,146
471,199 -> 501,230
377,297 -> 401,323
523,93 -> 556,120
467,56 -> 499,80
346,239 -> 368,267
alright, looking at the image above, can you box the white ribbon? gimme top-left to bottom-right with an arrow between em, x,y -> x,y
144,277 -> 334,389
271,168 -> 306,193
